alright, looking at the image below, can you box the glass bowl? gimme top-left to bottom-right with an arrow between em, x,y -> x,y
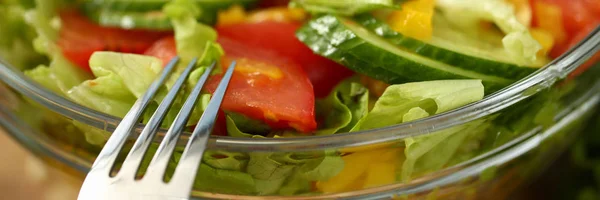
1,22 -> 600,199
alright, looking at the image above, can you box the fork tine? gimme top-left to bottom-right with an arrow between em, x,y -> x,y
117,57 -> 198,179
86,56 -> 180,176
170,61 -> 235,187
143,61 -> 217,181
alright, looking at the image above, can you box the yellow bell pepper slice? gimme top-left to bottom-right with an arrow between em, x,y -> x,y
317,148 -> 402,193
247,7 -> 307,23
316,151 -> 372,193
387,0 -> 435,41
217,5 -> 247,26
530,28 -> 554,58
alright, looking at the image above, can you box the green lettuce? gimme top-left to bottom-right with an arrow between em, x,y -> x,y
67,52 -> 163,117
23,0 -> 91,95
346,80 -> 485,181
353,79 -> 484,131
0,2 -> 43,70
247,151 -> 344,195
289,0 -> 400,16
224,115 -> 345,195
435,0 -> 542,64
315,78 -> 369,135
402,119 -> 488,181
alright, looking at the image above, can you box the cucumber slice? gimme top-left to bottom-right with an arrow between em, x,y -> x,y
86,10 -> 172,30
355,14 -> 543,80
80,0 -> 258,12
297,23 -> 413,84
297,15 -> 513,91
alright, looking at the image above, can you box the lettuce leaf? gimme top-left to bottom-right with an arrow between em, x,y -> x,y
402,119 -> 487,181
226,112 -> 271,137
289,0 -> 399,16
67,52 -> 163,117
247,151 -> 345,195
315,78 -> 369,135
353,80 -> 484,131
435,0 -> 541,64
345,80 -> 485,181
23,0 -> 91,95
0,2 -> 44,70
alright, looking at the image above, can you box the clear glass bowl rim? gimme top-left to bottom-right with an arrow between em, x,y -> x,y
1,27 -> 599,152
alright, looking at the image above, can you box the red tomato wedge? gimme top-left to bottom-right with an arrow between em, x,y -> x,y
216,21 -> 354,97
207,37 -> 317,133
144,36 -> 178,65
143,36 -> 317,133
57,10 -> 169,71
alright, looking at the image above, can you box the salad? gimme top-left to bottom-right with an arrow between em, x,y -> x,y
1,0 -> 599,196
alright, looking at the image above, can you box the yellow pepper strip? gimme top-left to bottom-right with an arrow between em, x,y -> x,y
507,0 -> 532,27
363,148 -> 401,188
387,0 -> 435,41
533,2 -> 567,45
316,151 -> 373,193
217,5 -> 247,26
247,7 -> 307,23
530,28 -> 555,58
317,148 -> 402,193
218,6 -> 307,26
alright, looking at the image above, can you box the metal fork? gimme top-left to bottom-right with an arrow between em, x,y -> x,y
78,57 -> 236,200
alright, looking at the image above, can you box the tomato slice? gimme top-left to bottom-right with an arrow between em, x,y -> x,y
567,22 -> 600,78
144,36 -> 178,65
206,37 -> 317,133
144,36 -> 317,133
57,10 -> 169,71
216,21 -> 354,97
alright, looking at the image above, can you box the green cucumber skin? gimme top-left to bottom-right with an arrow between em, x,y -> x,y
296,19 -> 414,84
85,10 -> 173,30
297,15 -> 509,91
354,14 -> 540,80
80,0 -> 258,12
80,0 -> 258,29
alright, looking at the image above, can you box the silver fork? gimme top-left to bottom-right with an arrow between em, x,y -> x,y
78,57 -> 236,200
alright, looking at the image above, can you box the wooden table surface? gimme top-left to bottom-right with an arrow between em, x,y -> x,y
0,128 -> 81,200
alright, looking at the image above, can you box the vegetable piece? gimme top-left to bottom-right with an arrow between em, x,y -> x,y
357,14 -> 543,78
144,36 -> 178,66
0,3 -> 44,70
79,0 -> 259,27
204,37 -> 317,133
289,0 -> 399,16
315,78 -> 369,135
217,5 -> 247,26
507,0 -> 533,27
85,52 -> 163,98
316,148 -> 401,193
79,0 -> 258,12
402,119 -> 487,181
218,5 -> 308,25
297,15 -> 513,92
531,1 -> 567,46
66,52 -> 163,117
530,0 -> 600,76
537,0 -> 599,37
217,21 -> 353,97
84,10 -> 172,30
246,7 -> 307,23
352,79 -> 484,131
435,0 -> 542,64
56,10 -> 168,71
530,28 -> 554,57
386,0 -> 434,41
23,0 -> 91,95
